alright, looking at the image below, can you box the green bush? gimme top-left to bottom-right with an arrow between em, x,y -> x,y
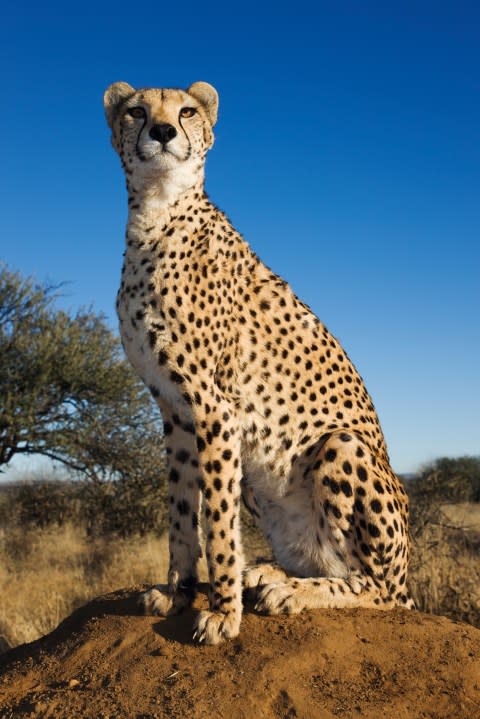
409,456 -> 480,504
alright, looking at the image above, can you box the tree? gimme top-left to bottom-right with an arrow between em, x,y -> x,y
0,265 -> 166,509
409,455 -> 480,505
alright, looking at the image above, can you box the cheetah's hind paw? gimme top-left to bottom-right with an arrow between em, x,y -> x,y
243,562 -> 289,602
254,582 -> 305,615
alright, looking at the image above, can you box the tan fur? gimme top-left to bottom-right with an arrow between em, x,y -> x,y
104,81 -> 413,645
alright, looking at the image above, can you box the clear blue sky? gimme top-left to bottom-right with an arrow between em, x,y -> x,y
1,2 -> 479,473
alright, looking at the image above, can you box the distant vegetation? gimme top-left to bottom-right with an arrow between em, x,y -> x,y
408,456 -> 480,504
406,456 -> 480,629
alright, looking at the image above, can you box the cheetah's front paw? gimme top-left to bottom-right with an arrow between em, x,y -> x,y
139,585 -> 192,617
192,610 -> 240,645
254,582 -> 304,615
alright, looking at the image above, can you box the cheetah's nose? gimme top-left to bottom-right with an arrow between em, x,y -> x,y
149,123 -> 177,144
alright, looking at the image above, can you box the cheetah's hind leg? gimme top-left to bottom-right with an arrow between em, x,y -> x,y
243,561 -> 289,602
253,574 -> 392,615
254,430 -> 413,615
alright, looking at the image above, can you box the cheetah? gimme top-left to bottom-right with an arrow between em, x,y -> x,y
104,80 -> 414,645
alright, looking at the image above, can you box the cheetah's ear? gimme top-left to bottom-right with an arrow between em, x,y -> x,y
187,82 -> 219,126
103,82 -> 136,128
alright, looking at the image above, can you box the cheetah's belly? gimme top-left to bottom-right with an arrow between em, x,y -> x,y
243,453 -> 349,578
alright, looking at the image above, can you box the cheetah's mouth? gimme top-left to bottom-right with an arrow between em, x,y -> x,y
137,142 -> 189,165
137,146 -> 175,162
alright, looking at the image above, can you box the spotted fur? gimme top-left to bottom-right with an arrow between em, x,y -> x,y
104,80 -> 414,645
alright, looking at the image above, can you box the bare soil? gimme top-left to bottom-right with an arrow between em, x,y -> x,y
0,585 -> 479,719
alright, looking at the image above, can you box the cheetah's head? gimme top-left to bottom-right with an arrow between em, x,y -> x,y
104,81 -> 218,194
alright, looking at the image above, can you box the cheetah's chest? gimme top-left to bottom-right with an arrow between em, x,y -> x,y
116,262 -> 188,412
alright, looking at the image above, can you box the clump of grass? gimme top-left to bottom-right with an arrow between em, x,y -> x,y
408,501 -> 480,627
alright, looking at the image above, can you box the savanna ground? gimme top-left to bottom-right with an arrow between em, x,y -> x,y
0,490 -> 479,653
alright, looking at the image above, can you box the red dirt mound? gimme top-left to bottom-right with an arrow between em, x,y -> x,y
0,585 -> 479,719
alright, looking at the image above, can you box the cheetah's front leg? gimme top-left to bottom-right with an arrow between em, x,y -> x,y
192,402 -> 244,645
140,407 -> 202,618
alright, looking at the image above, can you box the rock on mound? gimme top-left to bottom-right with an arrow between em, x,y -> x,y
0,585 -> 479,718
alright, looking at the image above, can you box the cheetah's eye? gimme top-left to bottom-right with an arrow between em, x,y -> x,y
128,107 -> 146,119
180,107 -> 197,119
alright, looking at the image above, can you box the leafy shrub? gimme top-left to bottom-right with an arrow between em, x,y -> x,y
409,456 -> 480,504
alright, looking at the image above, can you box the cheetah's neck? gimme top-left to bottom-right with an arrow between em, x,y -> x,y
126,177 -> 206,245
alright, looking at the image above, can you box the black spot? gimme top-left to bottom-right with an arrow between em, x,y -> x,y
330,479 -> 340,494
148,330 -> 156,348
158,350 -> 169,365
368,523 -> 381,538
374,480 -> 385,494
357,466 -> 368,482
360,542 -> 371,556
370,499 -> 382,513
175,449 -> 190,463
340,480 -> 353,497
169,468 -> 180,483
325,449 -> 337,462
354,499 -> 364,514
331,504 -> 342,519
177,500 -> 190,515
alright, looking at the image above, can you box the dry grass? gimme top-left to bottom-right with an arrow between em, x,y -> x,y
0,524 -> 187,652
1,503 -> 478,653
408,502 -> 480,627
440,502 -> 480,531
